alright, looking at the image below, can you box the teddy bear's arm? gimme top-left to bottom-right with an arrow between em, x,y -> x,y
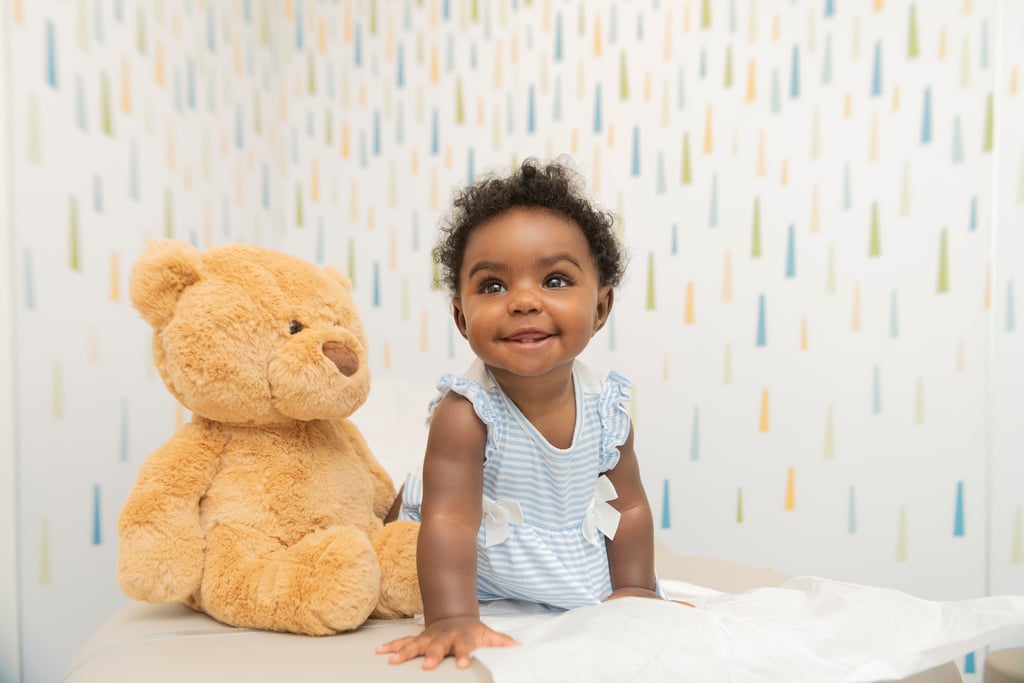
337,419 -> 397,521
116,422 -> 223,604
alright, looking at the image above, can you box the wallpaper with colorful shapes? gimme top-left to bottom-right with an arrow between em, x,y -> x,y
7,1 -> 1024,680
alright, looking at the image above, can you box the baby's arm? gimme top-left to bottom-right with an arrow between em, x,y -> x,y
377,394 -> 518,669
602,426 -> 662,600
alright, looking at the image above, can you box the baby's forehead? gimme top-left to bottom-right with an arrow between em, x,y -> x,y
467,209 -> 590,250
471,206 -> 587,241
479,204 -> 577,225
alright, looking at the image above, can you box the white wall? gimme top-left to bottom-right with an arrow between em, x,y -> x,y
990,0 -> 1024,650
1,1 -> 23,679
4,1 -> 1023,681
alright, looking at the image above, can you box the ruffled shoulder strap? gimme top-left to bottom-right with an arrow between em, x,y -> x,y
594,368 -> 633,472
427,359 -> 505,453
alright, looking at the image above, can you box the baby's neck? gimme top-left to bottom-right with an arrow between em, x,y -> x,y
489,364 -> 577,449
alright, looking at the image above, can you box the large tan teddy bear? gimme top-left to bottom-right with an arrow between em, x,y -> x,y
117,239 -> 422,635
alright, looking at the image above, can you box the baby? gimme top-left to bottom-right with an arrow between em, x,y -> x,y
378,158 -> 670,670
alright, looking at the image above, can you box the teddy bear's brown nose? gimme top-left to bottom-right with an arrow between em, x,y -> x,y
322,341 -> 359,377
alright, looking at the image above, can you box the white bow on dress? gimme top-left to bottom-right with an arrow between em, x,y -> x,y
481,496 -> 525,547
582,474 -> 621,547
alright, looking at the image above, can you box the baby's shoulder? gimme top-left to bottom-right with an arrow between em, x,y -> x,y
427,391 -> 488,450
431,389 -> 479,422
431,360 -> 503,420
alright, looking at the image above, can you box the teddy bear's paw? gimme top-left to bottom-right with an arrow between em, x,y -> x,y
314,526 -> 387,633
203,528 -> 380,634
370,521 -> 423,619
116,528 -> 204,603
297,526 -> 383,634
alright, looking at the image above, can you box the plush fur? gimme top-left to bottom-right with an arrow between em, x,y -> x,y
116,239 -> 422,635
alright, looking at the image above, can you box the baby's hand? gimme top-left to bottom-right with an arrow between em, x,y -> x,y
605,586 -> 695,608
376,616 -> 519,670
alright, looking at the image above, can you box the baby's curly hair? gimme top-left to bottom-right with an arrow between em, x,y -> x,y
433,157 -> 627,296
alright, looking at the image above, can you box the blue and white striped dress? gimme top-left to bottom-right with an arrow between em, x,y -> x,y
398,358 -> 632,610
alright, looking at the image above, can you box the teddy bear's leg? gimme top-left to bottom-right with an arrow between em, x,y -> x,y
200,523 -> 381,635
370,520 -> 423,619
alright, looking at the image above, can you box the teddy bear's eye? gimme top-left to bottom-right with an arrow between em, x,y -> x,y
289,320 -> 304,335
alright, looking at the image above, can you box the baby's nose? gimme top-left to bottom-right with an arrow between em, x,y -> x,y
508,287 -> 541,314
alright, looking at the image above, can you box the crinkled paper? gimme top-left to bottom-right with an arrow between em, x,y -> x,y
474,577 -> 1024,683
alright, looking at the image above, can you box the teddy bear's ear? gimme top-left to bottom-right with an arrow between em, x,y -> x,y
323,267 -> 353,292
129,239 -> 203,328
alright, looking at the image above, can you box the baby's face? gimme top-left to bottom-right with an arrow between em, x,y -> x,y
452,207 -> 612,384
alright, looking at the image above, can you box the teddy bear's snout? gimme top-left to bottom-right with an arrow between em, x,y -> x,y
322,341 -> 359,377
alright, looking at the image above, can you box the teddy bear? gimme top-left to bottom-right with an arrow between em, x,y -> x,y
116,239 -> 422,635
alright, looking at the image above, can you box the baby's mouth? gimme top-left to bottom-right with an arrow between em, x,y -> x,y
505,329 -> 553,344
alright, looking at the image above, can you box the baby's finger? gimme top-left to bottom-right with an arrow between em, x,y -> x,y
420,640 -> 454,671
493,635 -> 520,648
451,634 -> 479,669
375,635 -> 414,654
482,628 -> 520,648
386,638 -> 430,665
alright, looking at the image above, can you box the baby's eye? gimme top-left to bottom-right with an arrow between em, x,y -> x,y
480,281 -> 506,294
544,274 -> 571,288
289,320 -> 304,335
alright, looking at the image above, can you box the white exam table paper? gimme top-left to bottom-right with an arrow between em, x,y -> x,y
473,577 -> 1024,683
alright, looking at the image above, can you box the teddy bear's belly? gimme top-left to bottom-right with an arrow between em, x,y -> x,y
200,447 -> 377,546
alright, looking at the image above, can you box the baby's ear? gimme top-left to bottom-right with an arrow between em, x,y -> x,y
129,239 -> 202,329
452,297 -> 469,339
593,286 -> 614,333
323,267 -> 353,292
